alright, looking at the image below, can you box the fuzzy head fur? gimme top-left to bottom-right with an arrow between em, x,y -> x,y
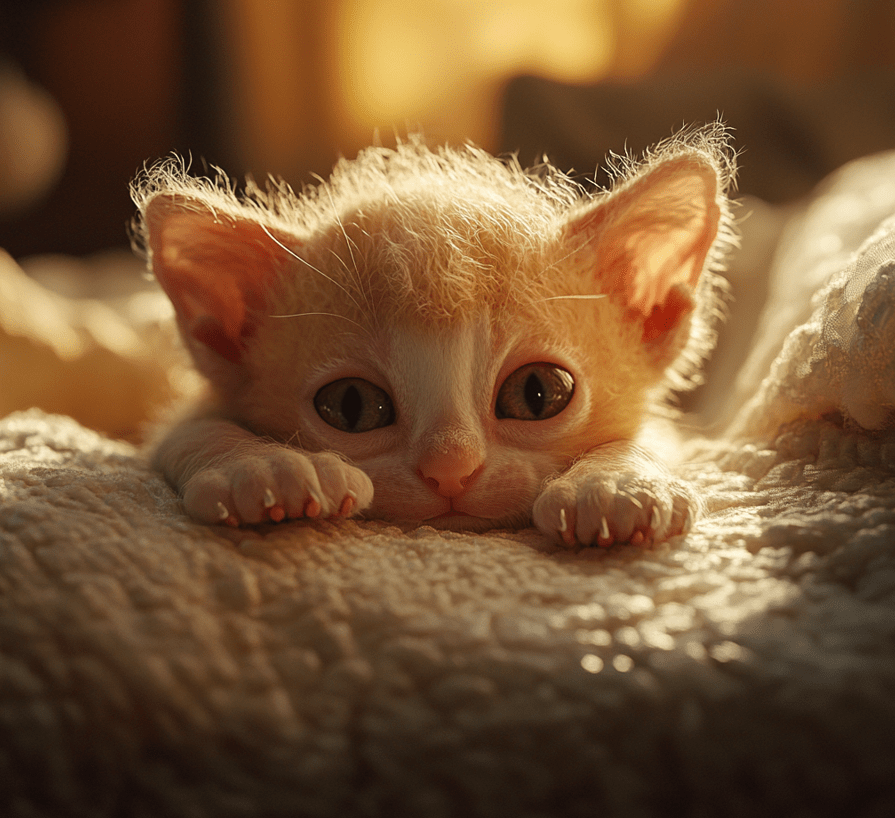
132,125 -> 735,529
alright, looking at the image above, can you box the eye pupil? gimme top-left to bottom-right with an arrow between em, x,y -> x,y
341,384 -> 362,431
524,373 -> 545,417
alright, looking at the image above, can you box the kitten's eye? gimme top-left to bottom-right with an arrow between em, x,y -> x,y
314,378 -> 395,432
496,363 -> 574,421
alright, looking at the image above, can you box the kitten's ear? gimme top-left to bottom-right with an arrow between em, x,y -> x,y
143,194 -> 297,364
563,153 -> 722,361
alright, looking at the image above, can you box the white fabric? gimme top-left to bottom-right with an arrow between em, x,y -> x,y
726,150 -> 895,437
4,152 -> 895,815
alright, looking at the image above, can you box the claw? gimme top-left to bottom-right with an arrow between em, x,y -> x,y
595,515 -> 613,546
683,507 -> 693,534
650,506 -> 660,531
216,501 -> 230,522
558,507 -> 577,546
263,488 -> 277,508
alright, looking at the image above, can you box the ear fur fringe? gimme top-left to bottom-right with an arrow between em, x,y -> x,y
608,120 -> 738,408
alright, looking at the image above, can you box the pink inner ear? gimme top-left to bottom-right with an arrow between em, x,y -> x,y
566,158 -> 721,330
641,284 -> 694,343
145,196 -> 296,362
189,315 -> 244,363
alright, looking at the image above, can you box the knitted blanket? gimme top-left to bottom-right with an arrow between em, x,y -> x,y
2,152 -> 895,817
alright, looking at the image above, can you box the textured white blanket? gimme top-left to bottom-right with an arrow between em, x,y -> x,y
3,153 -> 895,817
2,409 -> 894,816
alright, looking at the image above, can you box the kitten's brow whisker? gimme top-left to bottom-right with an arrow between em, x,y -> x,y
533,237 -> 590,281
517,237 -> 592,304
269,311 -> 367,332
259,224 -> 363,312
330,249 -> 352,274
315,178 -> 374,319
540,294 -> 607,302
321,183 -> 360,276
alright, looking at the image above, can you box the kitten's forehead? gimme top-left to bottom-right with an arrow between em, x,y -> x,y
387,318 -> 497,431
309,185 -> 564,323
389,318 -> 493,386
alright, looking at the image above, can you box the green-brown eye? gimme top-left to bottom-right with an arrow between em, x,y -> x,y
495,363 -> 574,421
314,378 -> 395,432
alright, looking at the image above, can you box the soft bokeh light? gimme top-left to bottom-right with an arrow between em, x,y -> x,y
338,0 -> 614,124
226,0 -> 686,179
336,0 -> 685,145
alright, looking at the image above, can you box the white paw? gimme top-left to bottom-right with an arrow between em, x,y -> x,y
182,447 -> 373,527
532,470 -> 696,547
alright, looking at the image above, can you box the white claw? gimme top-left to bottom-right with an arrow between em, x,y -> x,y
558,508 -> 568,533
683,508 -> 693,534
216,501 -> 230,521
650,506 -> 660,531
263,488 -> 277,508
600,516 -> 610,541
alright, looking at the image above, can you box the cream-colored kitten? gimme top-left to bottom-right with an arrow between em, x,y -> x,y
132,126 -> 734,547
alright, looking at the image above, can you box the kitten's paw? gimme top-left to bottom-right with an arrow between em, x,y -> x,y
532,471 -> 697,548
182,448 -> 373,527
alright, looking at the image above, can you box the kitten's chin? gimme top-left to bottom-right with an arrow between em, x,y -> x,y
366,487 -> 540,532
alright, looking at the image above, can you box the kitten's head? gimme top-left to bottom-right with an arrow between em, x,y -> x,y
132,126 -> 734,530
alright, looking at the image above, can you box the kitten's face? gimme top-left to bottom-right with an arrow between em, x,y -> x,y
235,302 -> 645,531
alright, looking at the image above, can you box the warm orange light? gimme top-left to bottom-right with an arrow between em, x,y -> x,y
336,0 -> 686,145
223,0 -> 687,176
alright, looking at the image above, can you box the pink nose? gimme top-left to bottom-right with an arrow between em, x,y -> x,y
417,449 -> 483,498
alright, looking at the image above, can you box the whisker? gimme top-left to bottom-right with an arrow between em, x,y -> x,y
329,248 -> 353,275
259,224 -> 363,312
322,184 -> 360,277
517,236 -> 592,304
536,237 -> 591,281
311,176 -> 375,321
325,185 -> 379,329
540,294 -> 607,302
269,311 -> 368,333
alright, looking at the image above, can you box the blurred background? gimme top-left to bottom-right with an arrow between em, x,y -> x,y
2,0 -> 895,438
2,0 -> 895,257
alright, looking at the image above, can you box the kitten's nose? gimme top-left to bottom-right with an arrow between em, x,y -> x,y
417,449 -> 483,498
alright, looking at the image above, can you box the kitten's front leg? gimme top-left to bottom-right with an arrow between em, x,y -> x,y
153,416 -> 373,526
532,441 -> 698,547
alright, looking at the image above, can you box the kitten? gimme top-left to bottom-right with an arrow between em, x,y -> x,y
132,125 -> 734,547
